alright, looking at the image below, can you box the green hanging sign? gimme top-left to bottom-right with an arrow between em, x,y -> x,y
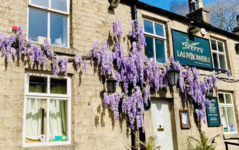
172,30 -> 213,68
206,97 -> 221,127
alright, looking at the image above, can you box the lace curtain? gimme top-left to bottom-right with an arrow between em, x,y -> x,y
25,85 -> 67,140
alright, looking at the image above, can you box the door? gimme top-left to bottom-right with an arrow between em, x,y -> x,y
151,99 -> 174,150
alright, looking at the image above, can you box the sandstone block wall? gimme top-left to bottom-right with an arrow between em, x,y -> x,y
0,0 -> 238,150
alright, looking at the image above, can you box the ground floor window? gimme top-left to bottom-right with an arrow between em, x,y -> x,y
23,73 -> 71,147
218,92 -> 237,134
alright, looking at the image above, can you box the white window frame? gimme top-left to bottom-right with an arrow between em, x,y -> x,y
143,18 -> 167,64
218,92 -> 237,134
210,38 -> 228,70
27,0 -> 70,48
22,72 -> 71,147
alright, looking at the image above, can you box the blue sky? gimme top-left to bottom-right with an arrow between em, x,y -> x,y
139,0 -> 213,10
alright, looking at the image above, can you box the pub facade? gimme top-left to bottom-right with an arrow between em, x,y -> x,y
0,0 -> 239,150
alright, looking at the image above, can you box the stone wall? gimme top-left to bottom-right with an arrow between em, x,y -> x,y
0,0 -> 239,150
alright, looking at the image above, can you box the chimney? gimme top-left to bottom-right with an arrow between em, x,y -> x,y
197,0 -> 203,9
188,0 -> 196,13
186,0 -> 211,24
233,15 -> 239,35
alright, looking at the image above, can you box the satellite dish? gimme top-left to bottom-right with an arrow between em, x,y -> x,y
109,0 -> 120,9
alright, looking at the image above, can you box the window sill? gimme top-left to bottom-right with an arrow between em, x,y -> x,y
223,132 -> 238,135
31,41 -> 75,55
21,141 -> 72,148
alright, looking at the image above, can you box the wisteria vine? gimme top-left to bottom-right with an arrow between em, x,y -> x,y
0,21 -> 231,131
0,25 -> 86,77
89,20 -> 231,130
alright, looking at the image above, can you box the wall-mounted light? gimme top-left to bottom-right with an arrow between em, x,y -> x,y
109,0 -> 121,9
106,75 -> 117,93
188,26 -> 200,34
166,63 -> 180,87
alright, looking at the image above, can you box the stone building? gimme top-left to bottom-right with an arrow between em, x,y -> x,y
0,0 -> 239,150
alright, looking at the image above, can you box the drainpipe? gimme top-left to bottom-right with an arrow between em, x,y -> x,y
130,2 -> 146,150
131,0 -> 138,20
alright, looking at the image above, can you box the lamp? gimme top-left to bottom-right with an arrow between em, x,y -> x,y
206,89 -> 213,100
106,75 -> 117,93
166,63 -> 180,87
188,26 -> 200,34
109,0 -> 120,9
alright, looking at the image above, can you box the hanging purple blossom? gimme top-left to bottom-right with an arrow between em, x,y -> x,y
227,70 -> 231,80
74,55 -> 82,71
18,25 -> 25,58
113,20 -> 123,40
52,56 -> 60,77
42,55 -> 47,70
60,57 -> 68,76
83,59 -> 87,73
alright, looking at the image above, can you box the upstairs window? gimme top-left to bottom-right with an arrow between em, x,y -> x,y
211,39 -> 227,70
143,19 -> 167,63
28,0 -> 69,47
219,92 -> 237,134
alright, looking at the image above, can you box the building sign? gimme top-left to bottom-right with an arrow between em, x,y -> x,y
172,30 -> 213,68
206,97 -> 221,127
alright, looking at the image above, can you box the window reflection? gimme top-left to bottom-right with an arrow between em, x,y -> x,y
211,40 -> 217,50
50,78 -> 67,94
213,53 -> 219,69
145,36 -> 154,61
51,0 -> 67,12
31,0 -> 48,7
219,55 -> 226,70
29,76 -> 47,93
50,13 -> 68,47
155,23 -> 164,37
155,39 -> 165,63
144,20 -> 154,34
28,8 -> 48,42
218,41 -> 224,52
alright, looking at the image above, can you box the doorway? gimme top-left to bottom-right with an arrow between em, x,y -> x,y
151,99 -> 174,150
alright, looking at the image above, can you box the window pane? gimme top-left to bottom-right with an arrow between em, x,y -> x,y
218,41 -> 224,52
50,78 -> 67,94
219,93 -> 224,103
155,23 -> 164,37
29,8 -> 48,43
225,94 -> 232,104
144,20 -> 154,34
211,40 -> 217,50
213,53 -> 219,69
145,36 -> 154,61
29,76 -> 47,93
50,13 -> 68,47
25,99 -> 47,143
220,107 -> 228,131
227,107 -> 236,132
51,0 -> 67,12
49,100 -> 68,142
219,54 -> 227,70
155,39 -> 166,63
31,0 -> 49,7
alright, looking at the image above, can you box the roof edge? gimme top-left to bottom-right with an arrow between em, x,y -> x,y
120,0 -> 239,41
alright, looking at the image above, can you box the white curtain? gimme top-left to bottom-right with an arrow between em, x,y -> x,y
49,85 -> 67,137
25,85 -> 42,140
